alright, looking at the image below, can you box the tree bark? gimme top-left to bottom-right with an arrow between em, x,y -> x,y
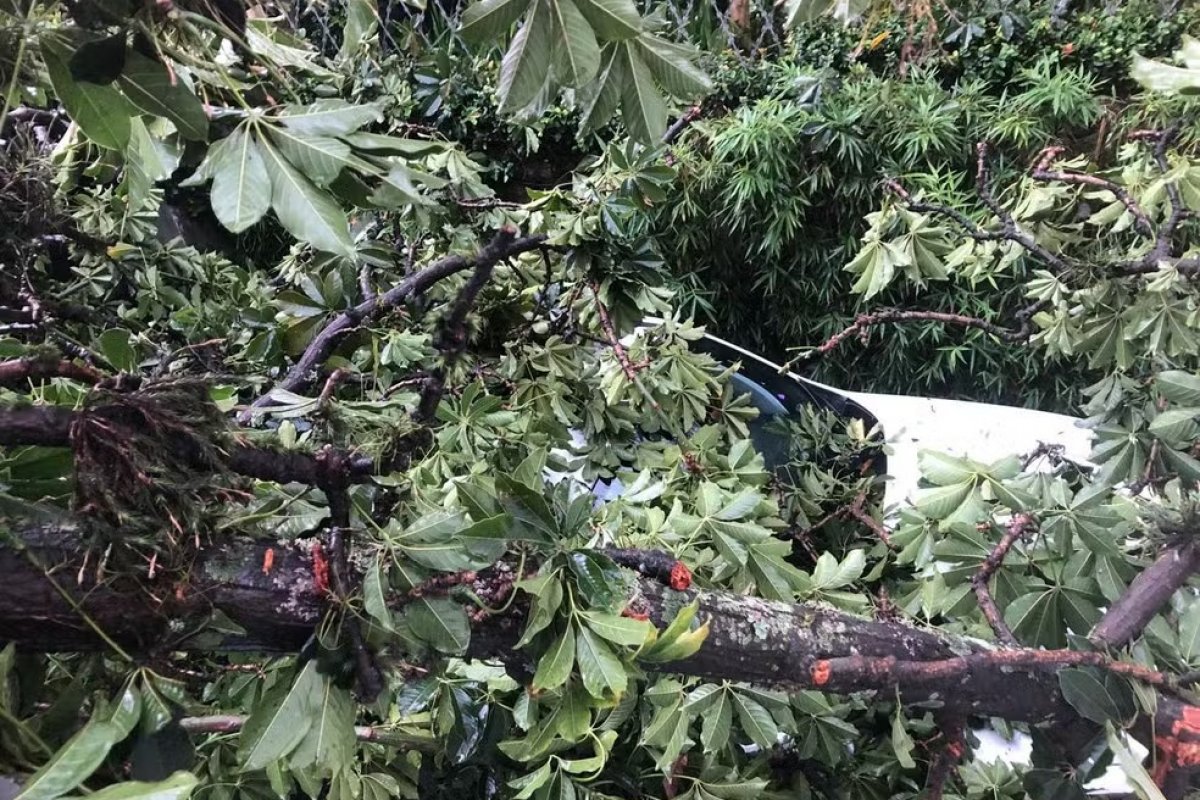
0,527 -> 1177,722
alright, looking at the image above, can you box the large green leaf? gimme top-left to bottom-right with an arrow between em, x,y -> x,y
207,126 -> 271,233
289,676 -> 355,772
575,626 -> 626,699
16,719 -> 122,800
273,100 -> 382,136
573,0 -> 640,39
618,43 -> 667,144
259,137 -> 355,257
267,126 -> 372,187
67,772 -> 199,800
1157,370 -> 1200,405
1133,50 -> 1200,96
635,36 -> 710,97
237,661 -> 322,772
405,597 -> 471,654
731,693 -> 777,749
578,45 -> 624,134
460,0 -> 532,42
117,51 -> 208,141
497,0 -> 554,113
41,38 -> 132,150
531,623 -> 576,691
549,0 -> 600,87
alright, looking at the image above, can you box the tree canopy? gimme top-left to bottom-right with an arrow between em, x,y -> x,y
2,2 -> 1200,800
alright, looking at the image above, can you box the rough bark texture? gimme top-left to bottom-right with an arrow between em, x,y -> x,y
0,528 -> 1134,724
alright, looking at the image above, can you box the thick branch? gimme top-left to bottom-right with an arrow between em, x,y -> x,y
238,228 -> 546,424
0,358 -> 105,388
1090,541 -> 1200,650
0,527 -> 1184,731
0,404 -> 375,486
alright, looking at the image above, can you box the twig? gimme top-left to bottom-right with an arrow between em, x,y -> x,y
239,228 -> 546,424
415,258 -> 499,423
786,309 -> 1030,369
844,491 -> 893,548
318,368 -> 350,412
971,513 -> 1038,646
178,715 -> 436,750
663,105 -> 703,145
975,142 -> 1073,273
1091,540 -> 1200,650
590,283 -> 641,382
1030,145 -> 1153,236
926,717 -> 966,800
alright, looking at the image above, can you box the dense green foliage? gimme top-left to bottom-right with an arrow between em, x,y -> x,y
1,3 -> 1200,800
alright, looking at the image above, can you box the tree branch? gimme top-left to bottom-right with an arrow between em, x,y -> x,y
787,309 -> 1031,368
238,228 -> 546,424
1090,540 -> 1200,650
178,715 -> 437,750
1030,145 -> 1153,236
0,357 -> 105,389
971,513 -> 1037,646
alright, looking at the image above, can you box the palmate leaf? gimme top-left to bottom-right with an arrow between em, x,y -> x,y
289,678 -> 355,772
266,127 -> 374,188
272,100 -> 382,136
574,0 -> 640,39
258,136 -> 355,257
15,718 -> 122,800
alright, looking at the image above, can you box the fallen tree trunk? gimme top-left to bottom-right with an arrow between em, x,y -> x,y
2,526 -> 1198,758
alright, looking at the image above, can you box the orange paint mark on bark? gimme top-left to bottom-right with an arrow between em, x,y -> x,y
312,543 -> 330,596
669,562 -> 692,591
811,660 -> 831,686
261,547 -> 275,575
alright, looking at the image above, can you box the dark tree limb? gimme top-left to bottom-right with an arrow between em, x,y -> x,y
415,258 -> 498,423
925,717 -> 966,800
971,513 -> 1037,646
238,228 -> 546,424
0,358 -> 105,389
0,404 -> 375,486
1090,541 -> 1200,650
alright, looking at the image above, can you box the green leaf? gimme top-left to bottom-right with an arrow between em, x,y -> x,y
273,100 -> 382,136
566,551 -> 624,611
237,661 -> 322,772
1059,668 -> 1131,725
575,626 -> 627,699
578,45 -> 624,134
618,43 -> 667,144
573,0 -> 640,39
1149,408 -> 1200,443
532,623 -> 576,691
1158,371 -> 1200,405
97,329 -> 138,372
41,38 -> 132,150
68,772 -> 198,800
460,0 -> 532,42
267,127 -> 368,187
259,136 -> 355,257
117,51 -> 208,140
289,676 -> 355,772
549,0 -> 600,87
207,126 -> 271,233
700,690 -> 732,753
1133,51 -> 1200,96
16,719 -> 122,800
363,559 -> 395,632
497,0 -> 554,113
731,694 -> 777,748
635,36 -> 710,97
581,612 -> 653,646
890,709 -> 916,769
1105,723 -> 1167,800
405,597 -> 471,654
